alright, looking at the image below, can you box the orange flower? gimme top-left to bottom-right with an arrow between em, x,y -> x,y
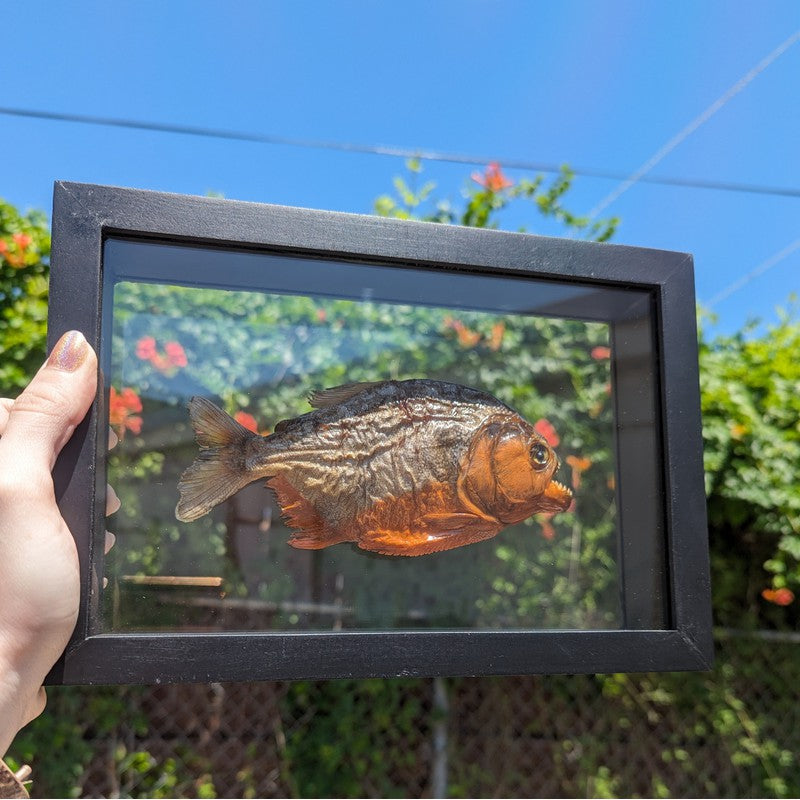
591,346 -> 611,360
471,162 -> 513,192
534,418 -> 560,448
136,336 -> 157,361
456,324 -> 480,348
762,588 -> 794,606
234,411 -> 259,433
165,341 -> 188,367
540,513 -> 556,540
0,236 -> 26,268
566,455 -> 592,490
488,322 -> 505,351
444,317 -> 481,348
108,386 -> 143,440
730,423 -> 747,439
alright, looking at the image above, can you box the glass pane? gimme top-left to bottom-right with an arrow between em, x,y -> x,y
100,238 -> 666,633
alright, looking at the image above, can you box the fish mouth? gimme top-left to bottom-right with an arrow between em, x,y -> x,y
542,478 -> 574,512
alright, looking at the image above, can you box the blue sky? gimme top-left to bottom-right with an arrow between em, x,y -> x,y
2,1 -> 799,335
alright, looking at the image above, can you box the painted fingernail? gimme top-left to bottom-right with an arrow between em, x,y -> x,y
47,330 -> 88,372
106,484 -> 121,516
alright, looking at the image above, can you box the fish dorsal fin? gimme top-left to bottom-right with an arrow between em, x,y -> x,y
307,380 -> 386,409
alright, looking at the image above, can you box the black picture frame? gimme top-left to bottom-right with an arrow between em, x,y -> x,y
46,181 -> 712,684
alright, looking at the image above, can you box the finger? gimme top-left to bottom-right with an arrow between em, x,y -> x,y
109,427 -> 118,450
21,687 -> 47,727
0,331 -> 97,480
104,530 -> 116,589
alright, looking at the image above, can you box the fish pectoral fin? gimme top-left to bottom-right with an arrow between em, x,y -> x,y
419,512 -> 500,540
358,514 -> 501,557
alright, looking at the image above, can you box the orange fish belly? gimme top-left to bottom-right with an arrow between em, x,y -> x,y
270,475 -> 501,557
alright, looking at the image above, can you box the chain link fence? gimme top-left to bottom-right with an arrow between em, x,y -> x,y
10,630 -> 799,798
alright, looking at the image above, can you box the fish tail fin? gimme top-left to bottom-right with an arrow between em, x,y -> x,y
175,396 -> 259,522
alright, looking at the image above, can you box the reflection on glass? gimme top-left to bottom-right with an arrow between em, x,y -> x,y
103,253 -> 623,634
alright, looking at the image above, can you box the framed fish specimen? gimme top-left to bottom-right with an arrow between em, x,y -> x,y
46,182 -> 711,684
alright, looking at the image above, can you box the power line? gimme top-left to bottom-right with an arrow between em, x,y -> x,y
1,105 -> 799,200
586,28 -> 800,220
706,237 -> 800,308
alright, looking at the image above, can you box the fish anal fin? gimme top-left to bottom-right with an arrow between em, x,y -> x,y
268,475 -> 351,549
307,380 -> 386,409
268,475 -> 324,532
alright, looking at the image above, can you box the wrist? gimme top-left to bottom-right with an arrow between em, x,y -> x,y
0,655 -> 33,757
0,627 -> 58,758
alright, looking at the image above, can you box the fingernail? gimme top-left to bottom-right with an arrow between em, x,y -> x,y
48,330 -> 88,372
103,577 -> 108,589
106,484 -> 121,516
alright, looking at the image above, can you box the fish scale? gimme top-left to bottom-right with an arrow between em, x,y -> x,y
248,401 -> 490,526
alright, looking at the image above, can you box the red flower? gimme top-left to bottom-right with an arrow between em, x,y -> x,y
534,418 -> 560,448
109,386 -> 143,440
156,353 -> 173,372
762,588 -> 794,606
591,346 -> 611,360
136,336 -> 188,373
471,162 -> 513,192
165,341 -> 188,367
0,239 -> 7,254
12,232 -> 32,249
234,411 -> 259,433
136,336 -> 157,361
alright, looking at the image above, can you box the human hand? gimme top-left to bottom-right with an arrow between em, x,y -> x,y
0,330 -> 100,756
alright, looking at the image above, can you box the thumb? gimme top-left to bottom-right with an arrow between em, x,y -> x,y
0,331 -> 98,480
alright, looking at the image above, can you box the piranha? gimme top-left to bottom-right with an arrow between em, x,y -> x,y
175,379 -> 573,556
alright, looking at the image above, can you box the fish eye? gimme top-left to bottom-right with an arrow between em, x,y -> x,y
530,443 -> 549,469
